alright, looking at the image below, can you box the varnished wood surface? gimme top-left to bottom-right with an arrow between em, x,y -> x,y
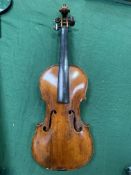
32,65 -> 93,170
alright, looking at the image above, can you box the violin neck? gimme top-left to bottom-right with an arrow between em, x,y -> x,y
57,27 -> 69,104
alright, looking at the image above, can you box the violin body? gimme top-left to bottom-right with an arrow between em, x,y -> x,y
32,65 -> 93,170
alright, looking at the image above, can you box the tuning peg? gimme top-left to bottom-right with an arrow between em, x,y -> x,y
55,17 -> 61,23
53,23 -> 59,31
69,16 -> 75,26
53,17 -> 61,30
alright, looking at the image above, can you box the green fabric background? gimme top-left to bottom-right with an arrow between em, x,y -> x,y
0,0 -> 131,175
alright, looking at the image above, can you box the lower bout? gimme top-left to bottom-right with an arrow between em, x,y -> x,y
32,130 -> 93,170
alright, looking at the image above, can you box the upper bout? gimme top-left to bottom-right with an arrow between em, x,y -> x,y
69,66 -> 88,101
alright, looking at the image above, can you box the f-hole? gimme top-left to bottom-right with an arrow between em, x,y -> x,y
68,110 -> 82,132
43,110 -> 57,132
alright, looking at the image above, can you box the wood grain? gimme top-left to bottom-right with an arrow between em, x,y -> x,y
32,65 -> 93,170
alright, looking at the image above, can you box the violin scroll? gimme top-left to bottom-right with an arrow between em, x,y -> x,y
54,4 -> 75,30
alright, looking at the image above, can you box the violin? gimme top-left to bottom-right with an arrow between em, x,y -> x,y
32,4 -> 93,170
